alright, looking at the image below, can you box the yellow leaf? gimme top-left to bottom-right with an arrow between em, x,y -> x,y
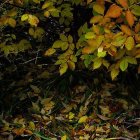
117,0 -> 128,8
61,135 -> 67,140
120,25 -> 132,36
8,18 -> 16,28
29,28 -> 35,36
85,32 -> 96,39
59,63 -> 68,75
105,4 -> 122,18
125,36 -> 135,50
29,121 -> 35,130
44,11 -> 50,17
21,14 -> 29,21
42,1 -> 52,9
125,10 -> 134,27
135,22 -> 140,33
28,15 -> 39,27
93,58 -> 102,69
111,68 -> 119,80
120,58 -> 128,71
44,48 -> 56,56
68,61 -> 75,70
33,0 -> 40,4
135,34 -> 140,43
68,112 -> 75,120
78,116 -> 88,123
90,15 -> 103,24
82,47 -> 93,54
93,3 -> 105,15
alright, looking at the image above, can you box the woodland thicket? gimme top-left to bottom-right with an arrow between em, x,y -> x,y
0,0 -> 140,140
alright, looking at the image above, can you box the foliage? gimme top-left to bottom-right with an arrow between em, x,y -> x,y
0,0 -> 140,80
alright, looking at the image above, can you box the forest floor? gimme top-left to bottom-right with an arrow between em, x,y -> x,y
0,66 -> 140,140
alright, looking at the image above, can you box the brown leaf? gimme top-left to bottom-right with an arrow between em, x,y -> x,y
117,0 -> 128,8
135,22 -> 140,33
120,25 -> 132,36
125,10 -> 134,27
97,114 -> 110,121
105,4 -> 122,18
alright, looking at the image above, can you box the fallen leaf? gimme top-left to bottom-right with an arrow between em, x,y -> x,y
78,116 -> 88,123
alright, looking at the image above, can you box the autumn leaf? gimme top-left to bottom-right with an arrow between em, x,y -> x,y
59,63 -> 68,75
21,14 -> 29,21
93,58 -> 102,69
8,18 -> 16,28
61,135 -> 67,140
125,10 -> 134,27
82,47 -> 93,54
85,32 -> 96,39
67,61 -> 75,70
78,116 -> 88,123
111,68 -> 119,80
90,15 -> 103,24
93,3 -> 105,15
44,48 -> 56,56
44,11 -> 50,17
117,0 -> 128,8
125,36 -> 135,50
105,4 -> 122,18
29,121 -> 35,130
120,58 -> 128,71
28,15 -> 39,27
135,23 -> 140,33
120,25 -> 132,36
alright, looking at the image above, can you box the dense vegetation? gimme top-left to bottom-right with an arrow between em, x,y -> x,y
0,0 -> 140,140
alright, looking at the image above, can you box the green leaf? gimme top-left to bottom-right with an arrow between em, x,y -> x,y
52,40 -> 65,48
85,32 -> 96,39
93,58 -> 102,69
68,35 -> 73,43
93,3 -> 105,15
120,58 -> 128,71
125,36 -> 135,50
131,5 -> 140,16
97,51 -> 106,58
60,34 -> 67,42
111,68 -> 119,80
126,56 -> 137,64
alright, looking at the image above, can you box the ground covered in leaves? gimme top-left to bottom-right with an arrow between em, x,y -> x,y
0,67 -> 140,140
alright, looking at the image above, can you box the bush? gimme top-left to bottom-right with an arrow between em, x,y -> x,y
0,0 -> 140,80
